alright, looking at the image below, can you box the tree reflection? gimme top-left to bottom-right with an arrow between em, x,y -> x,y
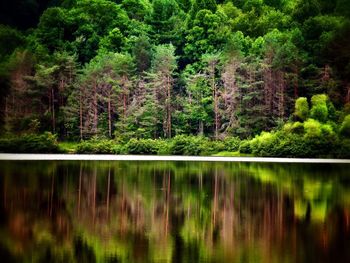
0,161 -> 350,262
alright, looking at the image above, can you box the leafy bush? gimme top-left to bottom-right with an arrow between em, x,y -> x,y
304,119 -> 322,138
0,132 -> 59,153
239,140 -> 252,154
155,140 -> 172,155
169,135 -> 224,156
223,136 -> 241,152
336,139 -> 350,158
76,139 -> 122,154
310,94 -> 328,122
125,138 -> 159,154
294,97 -> 309,121
250,132 -> 278,156
340,115 -> 350,137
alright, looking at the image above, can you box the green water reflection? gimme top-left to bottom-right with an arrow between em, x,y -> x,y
0,161 -> 350,263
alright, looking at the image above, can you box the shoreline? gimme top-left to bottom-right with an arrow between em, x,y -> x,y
0,154 -> 350,163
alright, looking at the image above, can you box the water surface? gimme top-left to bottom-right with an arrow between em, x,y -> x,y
0,160 -> 350,263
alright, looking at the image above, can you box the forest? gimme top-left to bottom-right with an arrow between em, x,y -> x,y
0,0 -> 350,157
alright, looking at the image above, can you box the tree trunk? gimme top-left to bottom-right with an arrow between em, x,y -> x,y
294,67 -> 299,98
79,89 -> 83,140
93,82 -> 98,134
108,92 -> 112,138
52,87 -> 56,133
346,84 -> 350,103
199,120 -> 204,135
210,62 -> 219,140
166,75 -> 171,138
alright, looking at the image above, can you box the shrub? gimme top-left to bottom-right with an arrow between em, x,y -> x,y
310,94 -> 328,122
126,138 -> 159,154
291,122 -> 304,134
239,140 -> 252,154
336,139 -> 350,158
340,115 -> 350,137
170,135 -> 214,156
155,140 -> 171,155
200,140 -> 226,156
248,131 -> 281,157
76,140 -> 120,154
0,132 -> 59,153
294,97 -> 309,121
304,119 -> 322,138
223,136 -> 241,152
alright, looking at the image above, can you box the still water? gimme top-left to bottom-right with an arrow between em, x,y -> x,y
0,160 -> 350,263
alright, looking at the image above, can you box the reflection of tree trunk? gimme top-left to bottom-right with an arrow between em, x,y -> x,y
93,168 -> 97,224
213,168 -> 218,228
121,179 -> 126,234
3,178 -> 6,209
165,170 -> 171,236
106,165 -> 111,218
50,172 -> 55,217
278,190 -> 283,239
78,163 -> 82,217
152,167 -> 156,227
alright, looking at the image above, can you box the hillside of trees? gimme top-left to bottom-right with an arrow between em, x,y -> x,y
0,0 -> 350,156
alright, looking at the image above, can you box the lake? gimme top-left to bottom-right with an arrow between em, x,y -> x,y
0,160 -> 350,263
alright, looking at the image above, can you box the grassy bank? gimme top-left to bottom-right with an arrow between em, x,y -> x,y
0,132 -> 348,158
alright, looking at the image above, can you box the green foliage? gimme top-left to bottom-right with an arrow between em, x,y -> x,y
0,132 -> 59,153
223,137 -> 241,152
121,0 -> 151,21
310,94 -> 328,122
340,115 -> 350,137
169,135 -> 224,156
1,0 -> 350,158
239,140 -> 252,154
126,138 -> 159,154
294,97 -> 309,121
0,25 -> 26,60
240,94 -> 346,158
76,139 -> 123,154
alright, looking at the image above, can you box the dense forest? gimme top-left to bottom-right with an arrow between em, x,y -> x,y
1,0 -> 350,156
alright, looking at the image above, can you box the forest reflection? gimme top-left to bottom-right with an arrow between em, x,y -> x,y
0,161 -> 350,263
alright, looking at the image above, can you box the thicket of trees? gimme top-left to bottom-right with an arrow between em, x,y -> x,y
1,0 -> 350,149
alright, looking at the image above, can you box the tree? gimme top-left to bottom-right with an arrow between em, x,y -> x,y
146,44 -> 177,138
26,52 -> 77,135
189,0 -> 217,19
182,65 -> 212,135
132,34 -> 152,74
184,10 -> 230,63
292,0 -> 320,22
202,53 -> 221,139
147,0 -> 185,45
66,52 -> 134,139
121,0 -> 151,21
221,54 -> 241,135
